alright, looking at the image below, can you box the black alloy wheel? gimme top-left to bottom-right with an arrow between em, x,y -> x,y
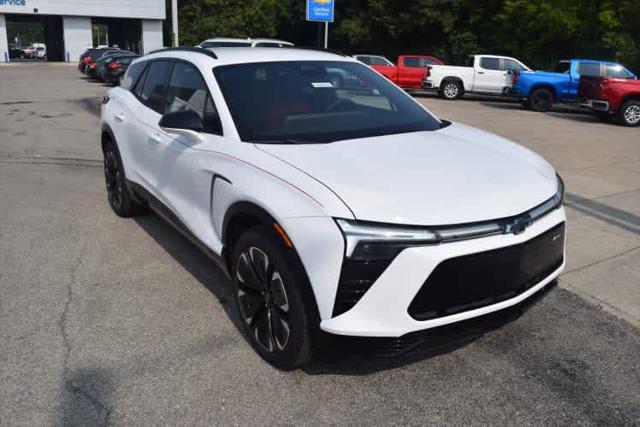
231,227 -> 317,369
103,142 -> 145,217
104,148 -> 123,212
528,88 -> 554,112
236,247 -> 291,353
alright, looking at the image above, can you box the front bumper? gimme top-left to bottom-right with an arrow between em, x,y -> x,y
320,207 -> 566,337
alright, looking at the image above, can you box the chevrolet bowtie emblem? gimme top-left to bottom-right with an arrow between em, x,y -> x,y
501,215 -> 532,235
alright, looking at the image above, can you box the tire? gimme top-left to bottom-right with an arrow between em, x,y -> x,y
527,88 -> 554,112
440,80 -> 463,100
617,100 -> 640,127
103,141 -> 145,217
231,226 -> 318,370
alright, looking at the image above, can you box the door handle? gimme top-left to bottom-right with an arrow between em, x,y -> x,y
114,113 -> 125,122
477,71 -> 485,74
149,132 -> 162,144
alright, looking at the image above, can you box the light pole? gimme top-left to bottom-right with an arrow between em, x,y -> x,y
171,0 -> 179,47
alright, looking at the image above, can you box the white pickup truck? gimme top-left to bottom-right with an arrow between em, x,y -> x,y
424,54 -> 531,100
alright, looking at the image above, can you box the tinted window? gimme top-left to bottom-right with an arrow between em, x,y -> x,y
165,62 -> 221,134
501,59 -> 525,71
214,60 -> 441,144
140,61 -> 173,113
578,62 -> 601,77
356,56 -> 372,65
421,57 -> 440,66
604,64 -> 634,79
403,57 -> 421,68
480,57 -> 500,70
371,57 -> 392,66
121,61 -> 147,91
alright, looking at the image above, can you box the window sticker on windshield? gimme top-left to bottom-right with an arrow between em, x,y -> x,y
311,82 -> 334,88
372,89 -> 380,95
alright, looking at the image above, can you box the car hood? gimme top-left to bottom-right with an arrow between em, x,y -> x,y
256,122 -> 557,225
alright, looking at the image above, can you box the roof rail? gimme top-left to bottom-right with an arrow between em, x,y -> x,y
286,46 -> 349,57
148,46 -> 218,59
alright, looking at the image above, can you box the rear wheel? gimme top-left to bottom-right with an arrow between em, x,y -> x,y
440,80 -> 463,100
527,88 -> 554,112
617,100 -> 640,126
103,141 -> 145,217
231,226 -> 318,370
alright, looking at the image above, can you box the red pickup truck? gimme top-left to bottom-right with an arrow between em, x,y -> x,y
354,54 -> 444,90
578,65 -> 640,126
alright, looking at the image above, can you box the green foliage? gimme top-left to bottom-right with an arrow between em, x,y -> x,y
172,0 -> 640,72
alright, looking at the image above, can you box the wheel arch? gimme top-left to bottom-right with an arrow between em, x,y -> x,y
440,76 -> 464,89
529,84 -> 557,100
101,124 -> 117,152
221,200 -> 322,316
620,93 -> 640,107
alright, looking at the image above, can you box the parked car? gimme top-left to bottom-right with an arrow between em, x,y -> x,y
101,47 -> 566,369
578,65 -> 639,126
99,55 -> 140,85
78,48 -> 127,74
354,54 -> 444,90
92,52 -> 138,81
503,59 -> 632,112
197,37 -> 294,48
86,50 -> 135,78
423,54 -> 531,100
35,46 -> 46,59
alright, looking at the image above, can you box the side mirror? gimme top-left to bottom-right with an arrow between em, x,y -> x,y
159,110 -> 204,140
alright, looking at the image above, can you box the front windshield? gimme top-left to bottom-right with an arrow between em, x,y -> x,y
213,60 -> 441,143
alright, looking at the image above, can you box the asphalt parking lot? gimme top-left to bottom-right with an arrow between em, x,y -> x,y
1,63 -> 639,425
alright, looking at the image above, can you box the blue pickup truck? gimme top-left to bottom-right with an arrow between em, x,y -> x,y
504,59 -> 632,112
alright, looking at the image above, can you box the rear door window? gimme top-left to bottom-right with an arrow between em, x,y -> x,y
480,57 -> 500,70
420,57 -> 440,66
357,56 -> 372,65
165,62 -> 221,134
501,59 -> 525,71
577,62 -> 601,77
139,61 -> 173,114
403,57 -> 421,68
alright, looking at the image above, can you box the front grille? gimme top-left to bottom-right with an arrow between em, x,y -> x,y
408,223 -> 565,321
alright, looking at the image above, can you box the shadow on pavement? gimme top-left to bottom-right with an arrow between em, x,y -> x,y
566,192 -> 640,235
133,213 -> 244,334
304,282 -> 558,376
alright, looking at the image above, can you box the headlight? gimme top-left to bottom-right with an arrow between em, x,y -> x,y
336,219 -> 440,260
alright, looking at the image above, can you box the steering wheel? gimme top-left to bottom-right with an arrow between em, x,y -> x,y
325,99 -> 355,113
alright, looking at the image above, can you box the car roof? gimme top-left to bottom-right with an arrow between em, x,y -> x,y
143,47 -> 355,67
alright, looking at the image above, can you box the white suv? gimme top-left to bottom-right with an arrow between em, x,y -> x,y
101,46 -> 566,369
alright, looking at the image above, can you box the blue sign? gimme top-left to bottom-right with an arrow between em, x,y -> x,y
306,0 -> 334,22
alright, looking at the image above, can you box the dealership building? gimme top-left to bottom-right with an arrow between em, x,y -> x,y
0,0 -> 165,62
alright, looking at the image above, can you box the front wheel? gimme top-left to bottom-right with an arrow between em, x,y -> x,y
231,226 -> 318,370
527,88 -> 554,112
440,80 -> 463,100
617,100 -> 640,127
